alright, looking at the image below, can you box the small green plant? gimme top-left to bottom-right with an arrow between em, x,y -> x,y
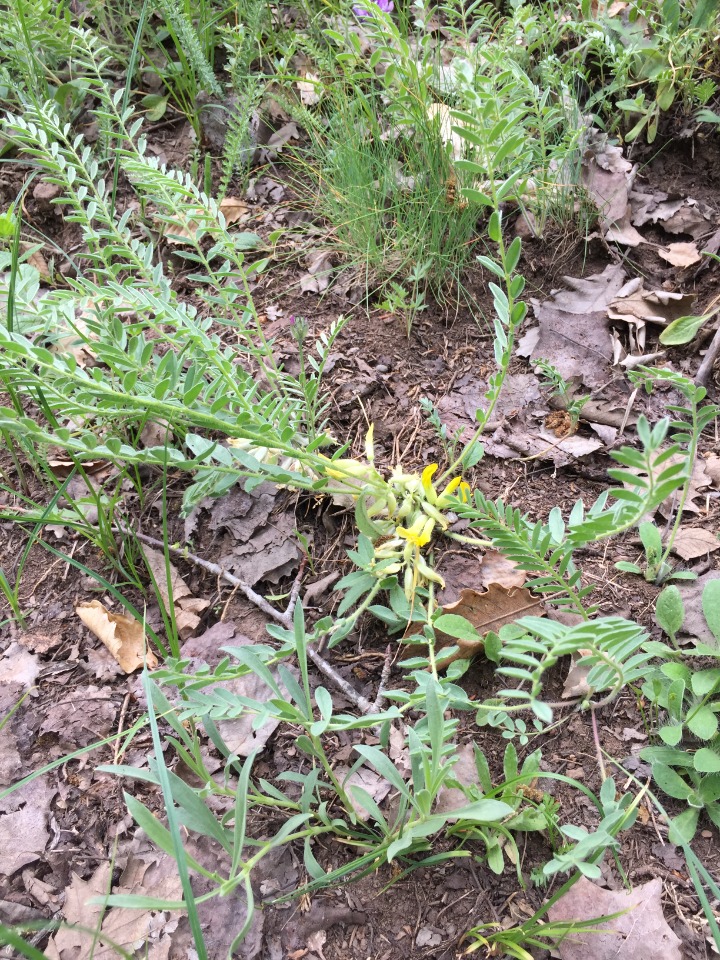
535,359 -> 590,431
615,520 -> 677,584
613,368 -> 719,584
378,279 -> 427,337
445,743 -> 562,878
641,578 -> 720,841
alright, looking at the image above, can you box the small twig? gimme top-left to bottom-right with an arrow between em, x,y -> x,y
114,691 -> 132,764
590,703 -> 607,781
119,527 -> 375,713
695,323 -> 720,386
370,644 -> 393,714
285,556 -> 307,622
128,529 -> 287,625
619,387 -> 638,437
306,645 -> 374,714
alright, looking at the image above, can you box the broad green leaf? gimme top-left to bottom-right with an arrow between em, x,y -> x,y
433,614 -> 481,642
651,762 -> 693,800
698,773 -> 720,804
702,579 -> 720,644
694,748 -> 720,773
656,585 -> 684,637
687,705 -> 718,740
692,669 -> 720,697
668,807 -> 699,844
660,313 -> 711,345
658,724 -> 683,746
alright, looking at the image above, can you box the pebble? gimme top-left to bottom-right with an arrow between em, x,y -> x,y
375,364 -> 389,373
32,180 -> 61,204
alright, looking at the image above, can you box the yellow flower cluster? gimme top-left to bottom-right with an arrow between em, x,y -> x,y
324,430 -> 469,598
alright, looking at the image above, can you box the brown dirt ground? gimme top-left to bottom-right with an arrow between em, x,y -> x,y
1,123 -> 719,960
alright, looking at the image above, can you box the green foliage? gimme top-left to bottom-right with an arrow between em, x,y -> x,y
545,777 -> 640,879
534,359 -> 590,429
642,579 -> 720,841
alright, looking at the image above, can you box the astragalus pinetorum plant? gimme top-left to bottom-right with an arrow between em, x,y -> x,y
1,2 -> 720,957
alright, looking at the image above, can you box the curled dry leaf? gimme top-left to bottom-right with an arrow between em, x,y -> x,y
162,197 -> 254,244
656,241 -> 701,267
143,546 -> 209,640
76,600 -> 157,672
297,72 -> 321,105
608,280 -> 695,329
581,136 -> 634,232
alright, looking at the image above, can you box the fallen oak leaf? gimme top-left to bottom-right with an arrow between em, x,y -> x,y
548,876 -> 682,960
671,527 -> 720,561
76,600 -> 157,672
608,281 -> 695,329
405,584 -> 544,668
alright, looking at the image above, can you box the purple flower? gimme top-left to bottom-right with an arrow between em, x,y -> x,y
353,0 -> 393,17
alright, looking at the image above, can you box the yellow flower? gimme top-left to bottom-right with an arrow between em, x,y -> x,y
421,463 -> 439,503
397,515 -> 434,548
437,476 -> 471,507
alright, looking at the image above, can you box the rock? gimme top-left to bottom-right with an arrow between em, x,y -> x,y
32,180 -> 61,204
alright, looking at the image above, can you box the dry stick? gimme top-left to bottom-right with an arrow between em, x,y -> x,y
695,324 -> 720,387
371,644 -> 394,714
590,703 -> 607,782
126,529 -> 376,713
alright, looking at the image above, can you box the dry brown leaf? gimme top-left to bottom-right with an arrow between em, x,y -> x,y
582,138 -> 634,231
671,527 -> 720,561
179,631 -> 300,756
657,241 -> 701,267
46,853 -> 182,960
0,642 -> 40,689
562,649 -> 595,699
0,727 -> 22,787
629,189 -> 715,239
548,876 -> 682,960
659,201 -> 715,239
40,684 -> 118,747
484,424 -> 604,466
0,778 -> 55,875
300,248 -> 334,293
219,196 -> 250,226
335,765 -> 391,820
517,265 -> 626,388
407,584 -> 543,668
702,455 -> 720,488
297,72 -> 321,105
478,550 -> 526,589
162,197 -> 248,244
267,120 -> 300,151
19,242 -> 52,280
48,316 -> 99,368
605,216 -> 645,247
675,572 -> 720,646
608,282 -> 695,328
76,600 -> 157,672
142,546 -> 209,640
434,742 -> 478,813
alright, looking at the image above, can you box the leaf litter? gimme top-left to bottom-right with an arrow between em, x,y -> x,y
548,876 -> 682,960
